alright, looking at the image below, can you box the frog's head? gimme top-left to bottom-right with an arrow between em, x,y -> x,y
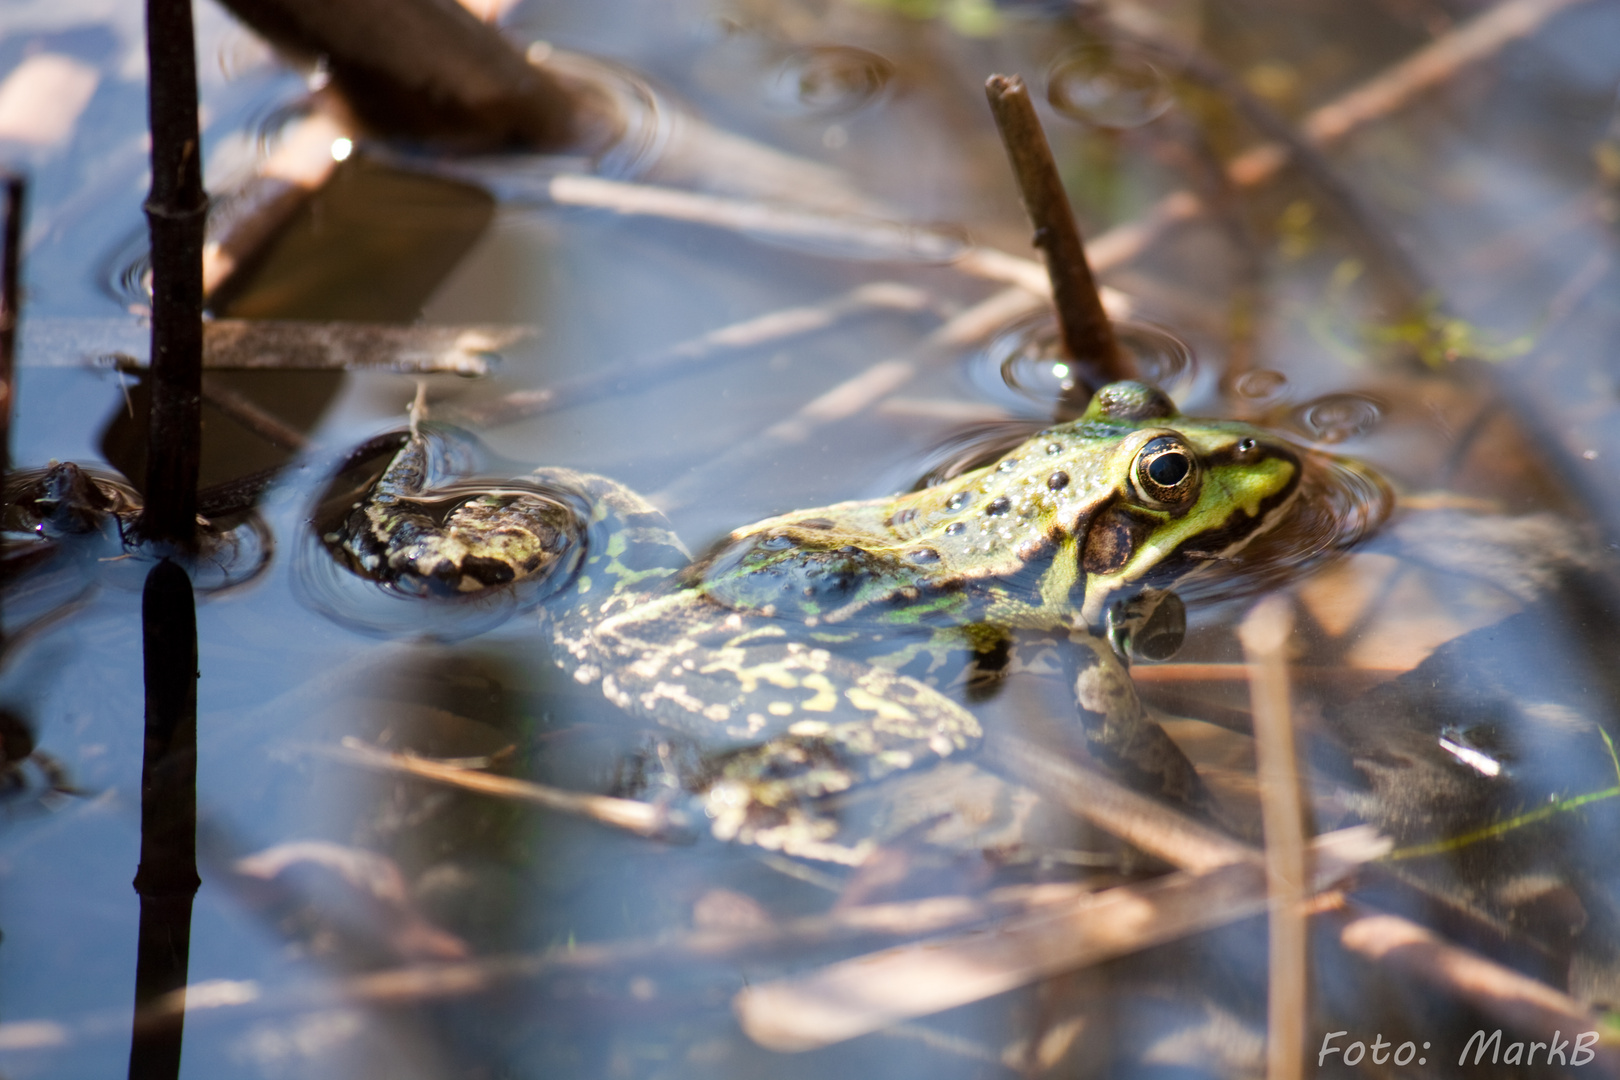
1062,380 -> 1307,625
903,380 -> 1379,635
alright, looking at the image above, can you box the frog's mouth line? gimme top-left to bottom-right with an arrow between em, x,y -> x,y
1171,448 -> 1393,605
1076,446 -> 1391,628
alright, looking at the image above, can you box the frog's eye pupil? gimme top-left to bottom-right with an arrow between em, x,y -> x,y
1133,436 -> 1200,506
1238,438 -> 1257,453
1147,453 -> 1189,487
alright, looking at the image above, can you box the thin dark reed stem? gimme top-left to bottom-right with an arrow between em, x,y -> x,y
128,559 -> 200,1080
139,0 -> 207,548
0,173 -> 23,477
985,74 -> 1130,393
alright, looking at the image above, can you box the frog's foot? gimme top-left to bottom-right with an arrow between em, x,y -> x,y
1068,634 -> 1206,808
962,632 -> 1013,703
608,732 -> 702,802
325,426 -> 588,598
1104,588 -> 1187,663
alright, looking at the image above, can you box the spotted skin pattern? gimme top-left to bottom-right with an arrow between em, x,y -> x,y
336,383 -> 1310,862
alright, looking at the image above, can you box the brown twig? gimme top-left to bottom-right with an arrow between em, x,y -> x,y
1084,0 -> 1592,277
442,283 -> 936,428
1239,596 -> 1307,1080
1108,25 -> 1429,313
650,287 -> 1047,512
24,318 -> 521,375
0,172 -> 22,477
198,376 -> 308,453
1335,906 -> 1620,1073
321,738 -> 687,841
985,730 -> 1253,871
138,0 -> 207,549
984,74 -> 1127,392
733,828 -> 1386,1052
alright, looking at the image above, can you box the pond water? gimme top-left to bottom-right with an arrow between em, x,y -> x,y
4,1 -> 1620,1077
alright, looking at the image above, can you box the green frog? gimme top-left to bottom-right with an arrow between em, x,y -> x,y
329,381 -> 1374,862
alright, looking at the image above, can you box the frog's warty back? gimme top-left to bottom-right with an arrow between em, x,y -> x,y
532,468 -> 690,619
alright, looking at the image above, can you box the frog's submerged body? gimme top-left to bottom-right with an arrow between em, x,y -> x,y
331,382 -> 1352,861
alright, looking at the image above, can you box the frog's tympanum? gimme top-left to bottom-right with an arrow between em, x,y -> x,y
327,381 -> 1381,862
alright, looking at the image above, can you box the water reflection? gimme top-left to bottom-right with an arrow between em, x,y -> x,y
1291,392 -> 1384,443
768,45 -> 895,117
1229,367 -> 1288,402
977,310 -> 1195,413
2,463 -> 273,595
128,559 -> 200,1080
297,426 -> 590,638
1046,46 -> 1173,129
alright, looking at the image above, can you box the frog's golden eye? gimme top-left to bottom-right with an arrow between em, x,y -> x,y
1132,436 -> 1199,507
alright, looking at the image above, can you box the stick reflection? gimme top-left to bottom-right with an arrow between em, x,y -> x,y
128,558 -> 199,1080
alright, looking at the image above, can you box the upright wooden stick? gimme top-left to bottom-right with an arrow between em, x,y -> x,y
0,174 -> 23,477
139,0 -> 207,548
985,74 -> 1129,387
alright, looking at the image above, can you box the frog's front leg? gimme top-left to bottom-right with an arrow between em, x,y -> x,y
1064,632 -> 1205,807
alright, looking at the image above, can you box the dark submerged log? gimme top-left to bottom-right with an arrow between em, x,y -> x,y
216,0 -> 577,151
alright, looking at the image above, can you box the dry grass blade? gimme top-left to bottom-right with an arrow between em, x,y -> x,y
199,376 -> 309,452
1240,596 -> 1306,1080
0,883 -> 1109,1049
542,172 -> 1135,315
21,318 -> 529,376
651,286 -> 1048,511
734,828 -> 1388,1052
321,738 -> 685,840
548,173 -> 972,262
1088,0 -> 1594,272
985,731 -> 1253,871
195,321 -> 530,375
1130,663 -> 1401,690
443,282 -> 936,428
1336,906 -> 1620,1073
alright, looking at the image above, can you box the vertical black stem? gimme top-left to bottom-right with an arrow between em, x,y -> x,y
0,173 -> 23,477
985,74 -> 1131,395
140,0 -> 208,548
128,559 -> 201,1080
